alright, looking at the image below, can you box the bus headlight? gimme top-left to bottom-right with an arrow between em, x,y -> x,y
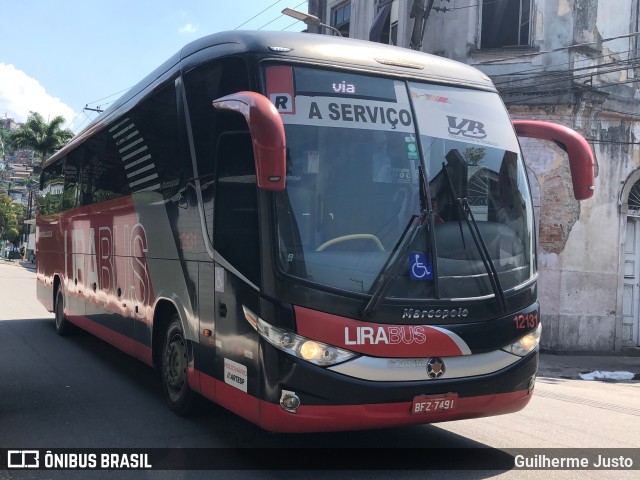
243,306 -> 357,366
502,323 -> 542,357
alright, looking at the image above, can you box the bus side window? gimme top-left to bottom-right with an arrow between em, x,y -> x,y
183,57 -> 250,242
131,83 -> 183,198
39,160 -> 64,216
213,131 -> 260,286
61,153 -> 80,211
183,57 -> 250,180
79,131 -> 129,205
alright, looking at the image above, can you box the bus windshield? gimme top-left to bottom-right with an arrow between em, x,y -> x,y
269,65 -> 534,300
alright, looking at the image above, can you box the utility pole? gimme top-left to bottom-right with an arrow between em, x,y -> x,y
84,105 -> 104,113
409,0 -> 435,51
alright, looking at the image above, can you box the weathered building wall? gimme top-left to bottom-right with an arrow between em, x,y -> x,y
512,102 -> 640,352
310,0 -> 640,351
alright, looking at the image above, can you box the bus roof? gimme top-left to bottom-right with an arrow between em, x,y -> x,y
46,30 -> 496,168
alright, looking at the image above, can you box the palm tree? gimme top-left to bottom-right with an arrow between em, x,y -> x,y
11,112 -> 74,163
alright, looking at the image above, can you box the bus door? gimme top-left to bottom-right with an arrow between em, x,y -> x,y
209,131 -> 262,419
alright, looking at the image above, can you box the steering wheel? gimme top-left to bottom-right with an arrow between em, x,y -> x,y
316,234 -> 385,252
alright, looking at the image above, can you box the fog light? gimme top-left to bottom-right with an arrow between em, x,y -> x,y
280,390 -> 301,413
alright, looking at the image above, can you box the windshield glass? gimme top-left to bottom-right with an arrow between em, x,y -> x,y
266,65 -> 534,300
410,82 -> 535,298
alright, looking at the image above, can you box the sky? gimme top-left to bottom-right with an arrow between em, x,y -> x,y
0,0 -> 308,134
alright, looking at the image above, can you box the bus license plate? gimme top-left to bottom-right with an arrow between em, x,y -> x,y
412,393 -> 458,414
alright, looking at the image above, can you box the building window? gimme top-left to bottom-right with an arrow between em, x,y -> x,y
481,0 -> 531,49
628,179 -> 640,216
635,0 -> 640,58
331,1 -> 351,37
372,0 -> 398,45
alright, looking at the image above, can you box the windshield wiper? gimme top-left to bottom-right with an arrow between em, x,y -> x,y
443,150 -> 507,313
363,215 -> 424,317
363,166 -> 430,317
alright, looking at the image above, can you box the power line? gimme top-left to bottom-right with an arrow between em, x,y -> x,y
502,77 -> 640,105
85,87 -> 130,108
64,110 -> 85,132
432,0 -> 499,13
497,59 -> 640,94
281,20 -> 301,31
258,1 -> 307,30
235,0 -> 284,30
80,1 -> 294,116
72,3 -> 310,133
473,31 -> 640,65
584,138 -> 640,145
490,48 -> 638,83
511,109 -> 640,121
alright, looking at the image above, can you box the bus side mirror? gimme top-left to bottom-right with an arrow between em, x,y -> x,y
212,91 -> 286,191
512,120 -> 595,201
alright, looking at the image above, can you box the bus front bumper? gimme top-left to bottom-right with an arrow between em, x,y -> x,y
257,388 -> 533,433
255,346 -> 538,432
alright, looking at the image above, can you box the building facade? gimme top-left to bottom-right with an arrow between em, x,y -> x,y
308,0 -> 640,353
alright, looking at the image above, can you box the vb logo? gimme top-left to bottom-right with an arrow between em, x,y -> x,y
447,116 -> 487,139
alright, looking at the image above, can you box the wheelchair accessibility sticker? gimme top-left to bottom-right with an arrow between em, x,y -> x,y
409,252 -> 433,280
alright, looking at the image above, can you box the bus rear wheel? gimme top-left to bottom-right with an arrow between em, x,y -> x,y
54,289 -> 73,336
161,314 -> 194,415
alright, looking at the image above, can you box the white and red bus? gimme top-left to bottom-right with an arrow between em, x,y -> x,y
36,31 -> 594,432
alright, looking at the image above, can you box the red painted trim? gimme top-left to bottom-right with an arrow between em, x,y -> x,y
72,314 -> 153,366
295,305 -> 467,358
265,65 -> 296,115
190,368 -> 532,433
191,370 -> 260,425
258,389 -> 533,433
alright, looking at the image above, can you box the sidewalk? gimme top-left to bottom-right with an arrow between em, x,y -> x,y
1,257 -> 36,271
539,352 -> 640,380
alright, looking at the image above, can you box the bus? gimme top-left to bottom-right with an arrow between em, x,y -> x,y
36,31 -> 594,433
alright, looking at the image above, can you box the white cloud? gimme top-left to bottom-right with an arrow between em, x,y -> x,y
179,23 -> 198,34
0,63 -> 76,127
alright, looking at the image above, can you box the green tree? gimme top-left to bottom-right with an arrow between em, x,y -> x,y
0,193 -> 24,242
11,112 -> 74,163
0,126 -> 14,161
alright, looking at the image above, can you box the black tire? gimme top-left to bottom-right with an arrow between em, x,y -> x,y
54,289 -> 73,336
161,314 -> 194,415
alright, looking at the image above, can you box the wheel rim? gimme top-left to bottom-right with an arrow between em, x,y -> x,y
165,332 -> 187,396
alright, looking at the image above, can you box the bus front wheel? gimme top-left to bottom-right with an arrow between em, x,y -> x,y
161,314 -> 194,415
54,289 -> 73,336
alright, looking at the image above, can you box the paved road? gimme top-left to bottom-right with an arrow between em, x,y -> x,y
1,260 -> 638,479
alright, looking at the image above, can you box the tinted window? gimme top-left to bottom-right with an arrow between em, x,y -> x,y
183,56 -> 251,241
184,57 -> 250,180
39,160 -> 64,215
132,82 -> 186,198
62,154 -> 79,211
214,132 -> 260,286
79,129 -> 130,205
